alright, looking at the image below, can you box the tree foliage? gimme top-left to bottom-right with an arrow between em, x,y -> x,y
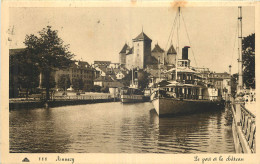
231,73 -> 238,98
9,50 -> 39,98
72,78 -> 84,92
242,33 -> 255,89
101,86 -> 109,93
57,74 -> 71,90
137,69 -> 150,90
24,26 -> 74,100
91,85 -> 101,92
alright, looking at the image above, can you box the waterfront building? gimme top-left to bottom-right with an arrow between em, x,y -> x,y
94,61 -> 111,68
94,75 -> 124,88
192,67 -> 211,85
208,72 -> 231,99
54,60 -> 95,91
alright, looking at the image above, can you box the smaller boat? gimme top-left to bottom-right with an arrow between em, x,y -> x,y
120,87 -> 144,103
120,68 -> 145,103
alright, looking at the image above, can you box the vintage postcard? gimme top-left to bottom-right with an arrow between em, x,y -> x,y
1,1 -> 260,164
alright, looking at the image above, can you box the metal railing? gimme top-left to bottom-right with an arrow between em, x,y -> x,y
54,95 -> 112,100
240,104 -> 256,153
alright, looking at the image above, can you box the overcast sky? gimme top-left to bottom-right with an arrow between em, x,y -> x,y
9,6 -> 255,73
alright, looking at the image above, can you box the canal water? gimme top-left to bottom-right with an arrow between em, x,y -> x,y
10,102 -> 235,153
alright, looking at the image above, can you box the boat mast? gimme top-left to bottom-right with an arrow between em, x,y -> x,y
132,66 -> 134,86
175,7 -> 180,81
158,56 -> 161,80
237,6 -> 243,94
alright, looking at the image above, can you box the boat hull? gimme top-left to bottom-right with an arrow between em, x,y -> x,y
152,98 -> 224,116
121,95 -> 144,103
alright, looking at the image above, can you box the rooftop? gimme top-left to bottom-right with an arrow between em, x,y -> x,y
133,31 -> 152,42
94,61 -> 111,64
152,44 -> 164,53
126,47 -> 134,55
167,45 -> 177,54
119,43 -> 130,54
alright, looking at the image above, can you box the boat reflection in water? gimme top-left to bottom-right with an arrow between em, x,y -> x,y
149,107 -> 235,153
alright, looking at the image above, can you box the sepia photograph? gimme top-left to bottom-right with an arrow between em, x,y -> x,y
1,1 -> 259,163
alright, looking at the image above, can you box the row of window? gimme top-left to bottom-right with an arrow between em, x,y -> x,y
72,69 -> 93,74
171,74 -> 193,80
179,61 -> 189,67
57,73 -> 93,79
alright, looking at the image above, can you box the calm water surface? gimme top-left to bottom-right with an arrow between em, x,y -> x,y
10,102 -> 235,153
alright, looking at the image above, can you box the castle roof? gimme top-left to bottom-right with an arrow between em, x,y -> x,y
133,31 -> 152,42
152,44 -> 164,53
119,43 -> 130,53
126,47 -> 134,55
167,45 -> 177,54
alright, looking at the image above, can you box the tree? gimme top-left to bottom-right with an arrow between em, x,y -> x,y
101,86 -> 109,93
137,69 -> 150,90
9,49 -> 39,98
72,78 -> 84,92
231,73 -> 238,98
242,33 -> 255,89
91,85 -> 101,92
57,74 -> 71,91
24,26 -> 74,100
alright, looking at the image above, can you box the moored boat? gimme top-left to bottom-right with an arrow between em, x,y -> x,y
151,84 -> 224,116
120,67 -> 145,103
150,7 -> 224,116
120,87 -> 144,103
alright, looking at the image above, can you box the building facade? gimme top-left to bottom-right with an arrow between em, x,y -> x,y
54,60 -> 95,91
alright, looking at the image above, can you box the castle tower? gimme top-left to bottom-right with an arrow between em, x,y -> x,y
167,44 -> 177,66
151,43 -> 165,65
119,43 -> 130,66
132,31 -> 152,69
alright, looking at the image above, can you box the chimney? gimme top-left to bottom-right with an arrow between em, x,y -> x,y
182,46 -> 190,60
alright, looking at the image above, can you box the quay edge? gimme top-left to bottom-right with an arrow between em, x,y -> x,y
9,98 -> 119,110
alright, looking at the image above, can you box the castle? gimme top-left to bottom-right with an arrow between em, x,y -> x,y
119,31 -> 177,70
